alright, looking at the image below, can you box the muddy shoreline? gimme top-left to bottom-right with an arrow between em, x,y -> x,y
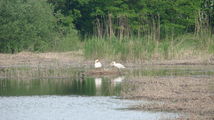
0,51 -> 214,67
121,76 -> 214,119
1,51 -> 214,119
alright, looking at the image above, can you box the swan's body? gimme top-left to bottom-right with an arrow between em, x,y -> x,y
110,61 -> 125,69
94,59 -> 102,68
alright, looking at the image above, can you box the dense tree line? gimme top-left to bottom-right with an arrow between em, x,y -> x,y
48,0 -> 213,38
0,0 -> 213,53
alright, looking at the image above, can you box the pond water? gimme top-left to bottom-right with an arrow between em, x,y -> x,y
0,75 -> 178,120
0,76 -> 123,96
0,96 -> 176,120
2,65 -> 212,120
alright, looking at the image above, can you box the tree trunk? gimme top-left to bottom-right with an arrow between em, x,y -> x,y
108,13 -> 114,38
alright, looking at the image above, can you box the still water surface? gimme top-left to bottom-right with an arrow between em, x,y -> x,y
2,65 -> 209,120
0,76 -> 123,96
0,96 -> 176,120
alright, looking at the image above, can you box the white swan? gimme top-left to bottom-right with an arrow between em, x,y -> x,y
110,61 -> 125,69
94,59 -> 102,68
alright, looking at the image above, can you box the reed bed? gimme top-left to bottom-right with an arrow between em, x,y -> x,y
0,65 -> 83,80
84,33 -> 214,62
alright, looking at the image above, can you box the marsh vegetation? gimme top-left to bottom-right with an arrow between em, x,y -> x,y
1,0 -> 214,119
0,0 -> 214,61
0,63 -> 213,119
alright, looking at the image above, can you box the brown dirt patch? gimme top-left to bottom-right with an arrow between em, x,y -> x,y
121,76 -> 214,119
0,51 -> 214,68
0,51 -> 85,67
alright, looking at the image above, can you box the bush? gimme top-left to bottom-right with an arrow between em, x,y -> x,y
0,0 -> 80,53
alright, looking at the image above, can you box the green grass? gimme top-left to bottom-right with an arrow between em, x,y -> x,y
84,33 -> 214,61
57,35 -> 81,51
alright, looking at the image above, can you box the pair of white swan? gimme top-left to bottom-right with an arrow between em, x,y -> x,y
94,59 -> 125,69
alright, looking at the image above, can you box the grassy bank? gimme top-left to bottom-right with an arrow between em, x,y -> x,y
0,33 -> 213,67
84,33 -> 214,61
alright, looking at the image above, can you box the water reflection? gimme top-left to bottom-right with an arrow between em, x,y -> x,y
0,67 -> 184,120
0,74 -> 124,96
112,76 -> 125,86
95,78 -> 102,88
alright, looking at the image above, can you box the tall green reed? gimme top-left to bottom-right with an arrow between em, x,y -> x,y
84,32 -> 214,61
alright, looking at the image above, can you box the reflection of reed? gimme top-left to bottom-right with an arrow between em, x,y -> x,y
0,70 -> 123,96
77,71 -> 85,81
0,78 -> 76,96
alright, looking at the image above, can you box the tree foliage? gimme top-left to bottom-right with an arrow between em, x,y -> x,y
0,0 -> 79,53
48,0 -> 209,38
0,0 -> 58,52
0,0 -> 213,53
